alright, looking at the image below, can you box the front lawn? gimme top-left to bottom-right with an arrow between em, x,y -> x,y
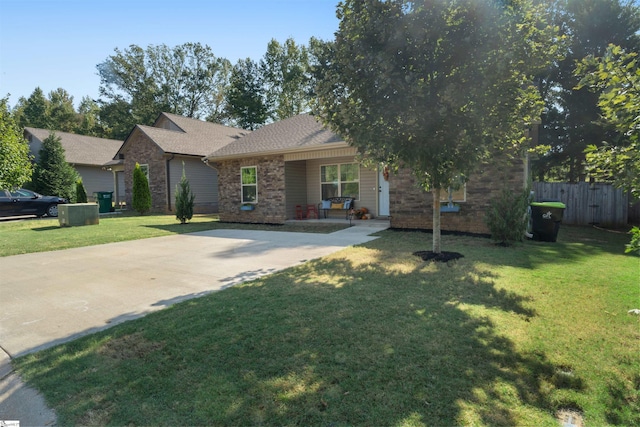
14,226 -> 639,426
0,214 -> 349,257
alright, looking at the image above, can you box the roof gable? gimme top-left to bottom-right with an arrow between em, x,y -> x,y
205,114 -> 346,160
24,128 -> 123,166
118,113 -> 250,158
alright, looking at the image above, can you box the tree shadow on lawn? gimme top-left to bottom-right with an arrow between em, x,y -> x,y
16,250 -> 582,426
384,225 -> 635,271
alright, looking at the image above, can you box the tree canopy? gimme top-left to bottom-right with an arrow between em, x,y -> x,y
315,0 -> 557,252
261,38 -> 313,121
97,43 -> 231,138
30,132 -> 78,201
225,58 -> 269,130
0,97 -> 32,189
577,44 -> 640,198
533,0 -> 640,182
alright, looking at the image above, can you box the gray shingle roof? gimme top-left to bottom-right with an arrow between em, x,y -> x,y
24,128 -> 123,166
204,114 -> 346,160
130,113 -> 250,157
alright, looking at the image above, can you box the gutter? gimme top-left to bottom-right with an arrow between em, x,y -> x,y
202,141 -> 351,163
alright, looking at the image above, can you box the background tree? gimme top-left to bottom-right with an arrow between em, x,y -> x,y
0,97 -> 33,189
97,44 -> 161,139
148,42 -> 229,119
97,43 -> 230,138
577,44 -> 639,197
261,38 -> 313,121
132,162 -> 151,215
533,0 -> 640,182
47,88 -> 79,132
30,133 -> 78,201
206,58 -> 233,124
12,87 -> 105,136
76,97 -> 103,136
174,162 -> 195,224
315,0 -> 556,253
14,87 -> 49,129
225,58 -> 269,130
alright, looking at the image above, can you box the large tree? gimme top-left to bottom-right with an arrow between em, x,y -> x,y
0,97 -> 33,189
225,58 -> 269,130
261,38 -> 313,121
533,0 -> 640,182
577,44 -> 639,198
47,88 -> 79,132
97,43 -> 230,138
14,87 -> 49,129
13,87 -> 103,136
30,133 -> 78,202
315,0 -> 557,253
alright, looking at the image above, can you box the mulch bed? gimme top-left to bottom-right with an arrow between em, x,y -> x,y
413,250 -> 464,262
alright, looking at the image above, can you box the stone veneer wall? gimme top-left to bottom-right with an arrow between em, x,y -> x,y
123,132 -> 168,212
389,158 -> 526,235
214,155 -> 287,224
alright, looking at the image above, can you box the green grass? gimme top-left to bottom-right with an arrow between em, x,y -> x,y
13,225 -> 640,426
0,213 -> 349,257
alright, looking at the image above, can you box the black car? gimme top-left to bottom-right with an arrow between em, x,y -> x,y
0,189 -> 67,218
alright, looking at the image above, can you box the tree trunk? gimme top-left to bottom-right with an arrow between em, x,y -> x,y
432,188 -> 441,254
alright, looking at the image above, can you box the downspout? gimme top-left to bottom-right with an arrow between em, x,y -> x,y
166,154 -> 175,211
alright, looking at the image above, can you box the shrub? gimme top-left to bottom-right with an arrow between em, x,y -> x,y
175,162 -> 195,224
75,179 -> 87,203
31,132 -> 78,201
485,187 -> 530,246
132,163 -> 151,215
626,226 -> 640,255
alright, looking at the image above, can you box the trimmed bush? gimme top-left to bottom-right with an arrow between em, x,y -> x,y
132,163 -> 151,215
485,187 -> 530,246
175,162 -> 195,224
75,179 -> 88,203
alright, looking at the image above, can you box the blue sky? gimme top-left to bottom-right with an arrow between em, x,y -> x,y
0,0 -> 340,108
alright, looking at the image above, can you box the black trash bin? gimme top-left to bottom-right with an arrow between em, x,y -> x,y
530,201 -> 566,242
94,191 -> 113,213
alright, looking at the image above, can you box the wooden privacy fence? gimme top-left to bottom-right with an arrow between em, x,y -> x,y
532,182 -> 628,227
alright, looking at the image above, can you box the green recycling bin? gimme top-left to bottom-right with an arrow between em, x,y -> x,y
530,201 -> 566,242
94,191 -> 113,213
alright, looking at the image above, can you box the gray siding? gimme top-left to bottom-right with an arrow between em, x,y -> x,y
285,161 -> 307,219
168,157 -> 219,213
74,165 -> 116,200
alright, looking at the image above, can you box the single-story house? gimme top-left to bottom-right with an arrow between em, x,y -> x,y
24,127 -> 125,202
114,112 -> 249,213
203,113 -> 528,235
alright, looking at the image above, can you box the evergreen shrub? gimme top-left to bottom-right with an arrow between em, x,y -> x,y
132,163 -> 151,215
75,179 -> 87,203
175,162 -> 195,224
485,187 -> 530,246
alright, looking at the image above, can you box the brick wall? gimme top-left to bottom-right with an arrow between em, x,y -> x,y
123,131 -> 168,212
214,155 -> 287,224
390,158 -> 526,234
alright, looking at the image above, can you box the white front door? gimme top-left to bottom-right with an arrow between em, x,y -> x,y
378,167 -> 390,216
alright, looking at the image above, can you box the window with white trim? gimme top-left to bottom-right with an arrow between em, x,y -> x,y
320,163 -> 359,200
241,166 -> 257,203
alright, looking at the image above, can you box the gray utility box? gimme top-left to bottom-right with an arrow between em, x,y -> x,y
59,203 -> 99,227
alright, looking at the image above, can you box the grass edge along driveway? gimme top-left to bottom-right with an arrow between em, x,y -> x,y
12,225 -> 640,426
0,214 -> 350,257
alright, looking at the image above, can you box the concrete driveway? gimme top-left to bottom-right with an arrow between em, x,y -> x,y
0,225 -> 387,425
